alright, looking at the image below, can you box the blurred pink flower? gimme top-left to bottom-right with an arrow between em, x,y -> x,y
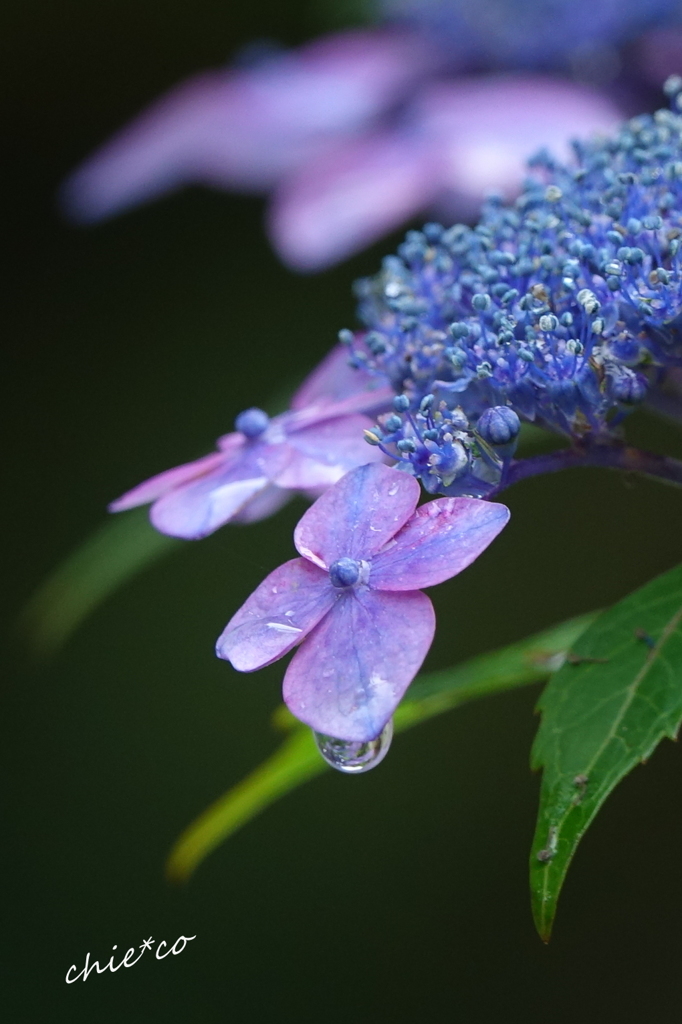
269,75 -> 621,269
62,26 -> 624,270
109,345 -> 392,538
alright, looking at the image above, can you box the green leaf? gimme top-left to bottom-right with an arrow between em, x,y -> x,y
530,563 -> 682,941
166,613 -> 594,883
21,509 -> 180,658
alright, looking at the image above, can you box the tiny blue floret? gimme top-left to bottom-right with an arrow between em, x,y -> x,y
235,407 -> 270,438
478,406 -> 521,446
329,557 -> 363,588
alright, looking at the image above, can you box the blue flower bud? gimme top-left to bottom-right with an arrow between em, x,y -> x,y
477,406 -> 520,446
472,293 -> 492,312
329,558 -> 362,589
450,322 -> 470,339
393,395 -> 410,413
423,222 -> 443,242
235,407 -> 270,439
397,438 -> 417,453
664,75 -> 682,98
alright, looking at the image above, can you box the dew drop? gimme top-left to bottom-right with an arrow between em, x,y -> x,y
313,718 -> 393,774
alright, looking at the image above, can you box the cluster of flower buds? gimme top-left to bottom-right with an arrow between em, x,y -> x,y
364,393 -> 520,498
346,83 -> 682,480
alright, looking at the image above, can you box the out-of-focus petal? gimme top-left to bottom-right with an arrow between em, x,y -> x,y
634,27 -> 682,87
277,414 -> 384,489
382,0 -> 680,69
108,451 -> 227,513
150,474 -> 271,539
283,587 -> 435,741
370,496 -> 509,590
147,439 -> 291,537
229,483 -> 291,523
294,463 -> 419,568
216,557 -> 334,671
61,28 -> 435,222
290,344 -> 387,414
268,128 -> 441,271
417,75 -> 623,218
216,431 -> 246,453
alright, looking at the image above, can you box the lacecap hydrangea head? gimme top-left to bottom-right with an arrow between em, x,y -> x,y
348,80 -> 682,497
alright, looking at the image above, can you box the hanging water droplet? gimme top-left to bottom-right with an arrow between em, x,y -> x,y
313,718 -> 393,774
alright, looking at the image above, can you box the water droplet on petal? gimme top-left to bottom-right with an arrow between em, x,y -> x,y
313,718 -> 393,774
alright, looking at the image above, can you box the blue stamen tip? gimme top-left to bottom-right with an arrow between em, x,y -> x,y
329,558 -> 362,589
235,407 -> 270,439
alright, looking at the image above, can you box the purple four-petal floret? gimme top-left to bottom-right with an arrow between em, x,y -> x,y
216,462 -> 509,741
108,345 -> 392,539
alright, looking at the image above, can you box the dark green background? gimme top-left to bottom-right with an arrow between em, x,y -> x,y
5,3 -> 682,1021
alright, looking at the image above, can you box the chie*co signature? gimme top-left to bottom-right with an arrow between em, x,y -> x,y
65,933 -> 196,983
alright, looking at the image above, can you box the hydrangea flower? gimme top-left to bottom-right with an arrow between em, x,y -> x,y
216,462 -> 509,741
109,346 -> 392,538
62,0 -> 682,269
348,84 -> 682,496
384,0 -> 680,70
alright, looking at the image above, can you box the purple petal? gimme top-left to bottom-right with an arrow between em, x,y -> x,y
283,587 -> 435,742
148,442 -> 292,538
151,474 -> 271,539
216,557 -> 334,671
108,451 -> 227,513
290,344 -> 390,415
635,28 -> 682,87
268,128 -> 440,271
276,414 -> 385,490
294,463 -> 419,568
370,497 -> 510,591
62,29 -> 433,222
229,483 -> 291,524
416,75 -> 622,218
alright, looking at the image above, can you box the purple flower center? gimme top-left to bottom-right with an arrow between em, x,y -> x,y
235,407 -> 270,439
329,557 -> 364,588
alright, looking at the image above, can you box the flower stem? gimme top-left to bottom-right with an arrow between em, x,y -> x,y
492,443 -> 682,495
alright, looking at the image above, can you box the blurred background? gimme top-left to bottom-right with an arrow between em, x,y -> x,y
5,1 -> 682,1021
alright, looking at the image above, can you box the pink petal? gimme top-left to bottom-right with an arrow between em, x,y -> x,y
268,128 -> 440,271
150,474 -> 271,539
370,497 -> 510,591
62,28 -> 434,222
283,587 -> 435,742
294,463 -> 419,568
229,483 -> 291,524
147,439 -> 292,537
216,558 -> 334,671
277,414 -> 385,489
108,450 -> 228,513
290,344 -> 384,413
416,75 -> 622,217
